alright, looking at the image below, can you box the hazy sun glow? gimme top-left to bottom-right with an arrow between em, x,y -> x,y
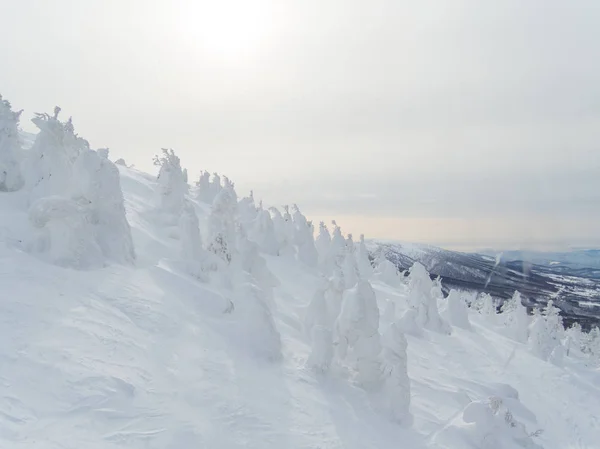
178,0 -> 271,62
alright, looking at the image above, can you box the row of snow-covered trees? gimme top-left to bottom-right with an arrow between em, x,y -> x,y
0,97 -> 134,268
4,95 -> 600,431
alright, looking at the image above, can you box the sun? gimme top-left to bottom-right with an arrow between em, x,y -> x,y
177,0 -> 271,62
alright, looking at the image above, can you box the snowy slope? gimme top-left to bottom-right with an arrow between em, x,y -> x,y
1,163 -> 600,449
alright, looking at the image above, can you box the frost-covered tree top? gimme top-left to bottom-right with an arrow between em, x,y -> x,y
356,234 -> 373,279
0,94 -> 24,191
26,107 -> 86,201
154,148 -> 187,213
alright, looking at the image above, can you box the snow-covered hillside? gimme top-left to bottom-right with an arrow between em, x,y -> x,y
1,97 -> 600,449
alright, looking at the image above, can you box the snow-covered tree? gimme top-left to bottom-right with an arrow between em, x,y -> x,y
329,220 -> 346,262
28,195 -> 102,268
325,265 -> 346,324
479,293 -> 497,323
206,186 -> 237,265
0,95 -> 24,191
305,278 -> 334,372
210,172 -> 222,199
406,262 -> 450,334
542,300 -> 564,346
71,149 -> 135,264
270,207 -> 294,256
356,234 -> 373,279
528,308 -> 551,359
179,201 -> 202,261
380,323 -> 412,425
297,221 -> 318,267
334,280 -> 382,387
114,158 -> 127,166
565,323 -> 583,357
62,116 -> 90,163
222,175 -> 236,200
315,221 -> 331,265
583,327 -> 600,364
443,289 -> 471,330
291,204 -> 308,244
373,250 -> 402,287
250,209 -> 279,256
154,148 -> 186,214
195,171 -> 213,203
342,247 -> 359,288
177,199 -> 210,279
431,276 -> 444,301
238,190 -> 258,226
501,291 -> 529,343
25,108 -> 74,202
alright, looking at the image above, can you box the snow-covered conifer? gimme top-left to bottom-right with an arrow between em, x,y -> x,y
325,265 -> 345,324
154,148 -> 186,214
315,221 -> 331,265
334,280 -> 381,387
207,187 -> 237,264
502,291 -> 530,342
444,289 -> 471,330
528,308 -> 550,359
380,323 -> 412,425
62,116 -> 90,163
342,247 -> 359,288
406,262 -> 450,334
297,220 -> 318,267
210,172 -> 222,198
584,327 -> 600,363
269,207 -> 294,255
329,220 -> 346,259
195,171 -> 213,203
250,209 -> 279,256
178,200 -> 206,270
0,95 -> 24,191
29,196 -> 102,268
238,190 -> 258,226
374,250 -> 401,287
291,204 -> 308,244
72,149 -> 135,264
26,108 -> 73,202
479,293 -> 497,323
356,234 -> 373,279
542,300 -> 564,347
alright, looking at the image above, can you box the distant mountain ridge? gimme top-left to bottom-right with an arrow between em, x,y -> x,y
369,240 -> 600,329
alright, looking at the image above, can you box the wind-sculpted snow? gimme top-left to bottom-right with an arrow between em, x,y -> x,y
0,103 -> 599,448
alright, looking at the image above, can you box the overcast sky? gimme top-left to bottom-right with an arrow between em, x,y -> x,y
1,0 -> 599,250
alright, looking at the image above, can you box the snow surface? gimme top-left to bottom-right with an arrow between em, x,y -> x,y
1,164 -> 600,449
